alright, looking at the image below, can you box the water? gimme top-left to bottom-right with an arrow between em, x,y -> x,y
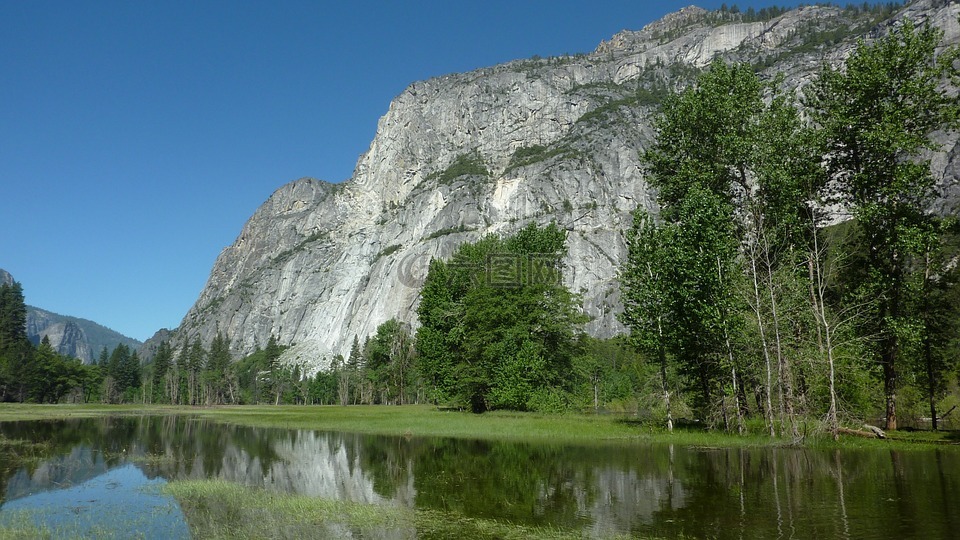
1,416 -> 958,538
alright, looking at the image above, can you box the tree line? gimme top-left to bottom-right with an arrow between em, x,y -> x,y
622,19 -> 960,436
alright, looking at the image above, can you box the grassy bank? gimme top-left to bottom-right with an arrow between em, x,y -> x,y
0,403 -> 957,450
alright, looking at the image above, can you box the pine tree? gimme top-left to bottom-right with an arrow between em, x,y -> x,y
152,341 -> 173,403
0,282 -> 31,402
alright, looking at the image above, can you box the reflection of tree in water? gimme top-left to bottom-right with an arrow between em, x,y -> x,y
410,438 -> 659,530
355,433 -> 421,499
641,446 -> 960,540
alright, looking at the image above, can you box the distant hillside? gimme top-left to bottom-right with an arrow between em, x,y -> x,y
25,306 -> 142,363
1,267 -> 141,362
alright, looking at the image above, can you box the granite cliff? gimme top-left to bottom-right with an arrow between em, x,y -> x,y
163,1 -> 960,371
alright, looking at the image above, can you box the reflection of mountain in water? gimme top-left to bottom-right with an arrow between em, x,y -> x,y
2,445 -> 112,502
0,463 -> 190,539
195,431 -> 418,507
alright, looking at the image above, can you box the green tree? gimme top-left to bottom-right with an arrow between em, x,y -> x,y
205,332 -> 233,404
807,20 -> 960,430
152,341 -> 173,403
640,61 -> 761,427
416,222 -> 585,413
264,335 -> 283,404
908,219 -> 960,430
186,338 -> 205,405
0,281 -> 32,402
619,211 -> 674,430
366,319 -> 415,404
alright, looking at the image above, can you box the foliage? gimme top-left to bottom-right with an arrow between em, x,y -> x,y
416,222 -> 586,412
617,22 -> 960,435
373,243 -> 403,261
424,224 -> 470,240
426,151 -> 490,185
806,19 -> 960,430
363,318 -> 416,405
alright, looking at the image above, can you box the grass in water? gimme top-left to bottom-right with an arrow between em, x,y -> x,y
164,479 -> 633,540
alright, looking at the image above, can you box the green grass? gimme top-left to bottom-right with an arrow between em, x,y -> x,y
164,479 -> 636,540
1,403 -> 957,450
164,480 -> 410,539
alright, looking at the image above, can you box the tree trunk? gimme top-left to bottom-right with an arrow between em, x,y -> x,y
750,255 -> 776,437
660,344 -> 673,433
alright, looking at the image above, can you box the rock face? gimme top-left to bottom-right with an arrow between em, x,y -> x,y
168,1 -> 960,371
25,306 -> 140,363
32,321 -> 91,361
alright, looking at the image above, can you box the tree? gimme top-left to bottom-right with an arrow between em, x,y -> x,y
416,222 -> 585,413
641,60 -> 770,428
366,319 -> 414,404
103,344 -> 140,402
908,218 -> 960,430
667,186 -> 742,424
347,335 -> 362,404
808,20 -> 960,430
185,338 -> 205,405
0,281 -> 31,402
205,332 -> 233,404
620,211 -> 674,430
152,341 -> 173,403
264,335 -> 283,405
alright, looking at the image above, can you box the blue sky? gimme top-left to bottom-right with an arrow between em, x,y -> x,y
1,0 -> 848,342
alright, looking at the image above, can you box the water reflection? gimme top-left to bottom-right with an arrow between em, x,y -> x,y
1,416 -> 958,539
0,463 -> 189,539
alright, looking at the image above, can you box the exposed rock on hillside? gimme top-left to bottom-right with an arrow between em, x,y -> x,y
0,268 -> 141,362
26,306 -> 141,363
166,1 -> 960,371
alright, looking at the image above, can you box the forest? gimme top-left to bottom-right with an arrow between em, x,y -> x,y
1,20 -> 959,438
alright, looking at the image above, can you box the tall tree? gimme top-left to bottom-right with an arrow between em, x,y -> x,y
416,222 -> 585,413
908,218 -> 960,430
263,335 -> 285,405
186,338 -> 205,405
0,281 -> 31,402
206,332 -> 233,405
641,60 -> 773,427
808,20 -> 960,430
152,341 -> 173,403
619,211 -> 674,431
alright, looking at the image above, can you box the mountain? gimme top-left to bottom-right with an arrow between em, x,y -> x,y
160,1 -> 960,371
2,266 -> 142,362
25,306 -> 142,363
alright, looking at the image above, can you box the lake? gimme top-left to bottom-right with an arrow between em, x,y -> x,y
1,415 -> 958,538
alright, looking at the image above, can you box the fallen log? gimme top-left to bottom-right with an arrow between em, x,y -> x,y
837,425 -> 886,439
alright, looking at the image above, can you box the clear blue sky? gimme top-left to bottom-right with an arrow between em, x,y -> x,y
0,0 -> 851,342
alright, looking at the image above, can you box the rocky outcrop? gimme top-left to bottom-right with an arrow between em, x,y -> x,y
33,321 -> 91,362
25,306 -> 140,363
167,1 -> 960,372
